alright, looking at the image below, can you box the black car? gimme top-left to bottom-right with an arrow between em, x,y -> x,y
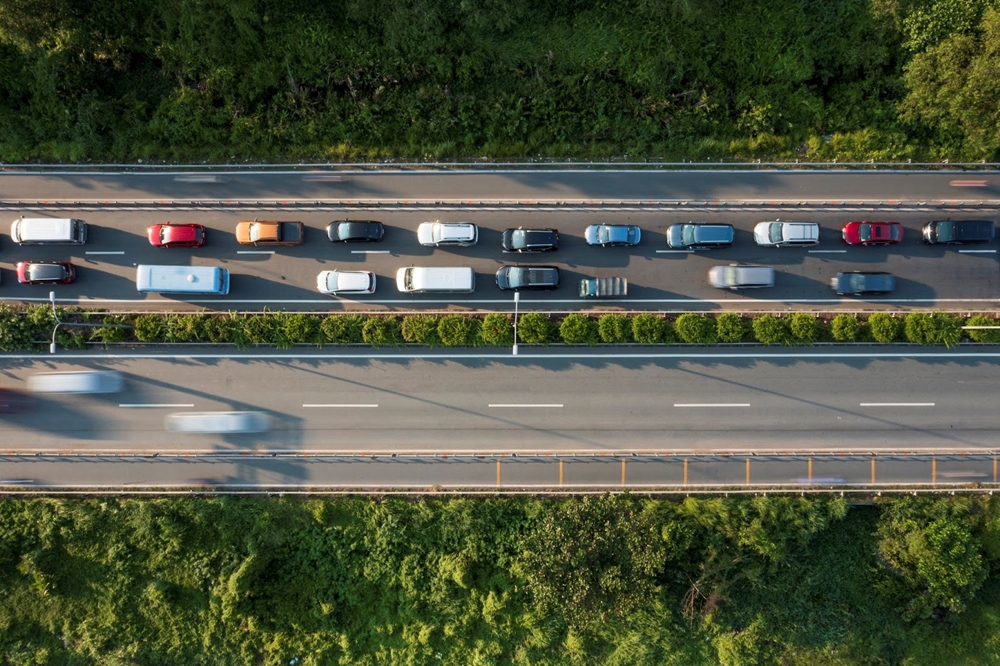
501,227 -> 559,253
830,271 -> 896,296
922,219 -> 995,244
496,265 -> 560,291
326,220 -> 385,242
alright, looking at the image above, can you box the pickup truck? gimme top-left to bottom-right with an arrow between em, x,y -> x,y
579,277 -> 627,298
235,220 -> 304,246
922,219 -> 995,245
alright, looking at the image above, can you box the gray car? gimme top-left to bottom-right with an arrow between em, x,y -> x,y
496,265 -> 560,291
585,224 -> 641,246
708,264 -> 775,289
830,271 -> 896,296
667,223 -> 735,249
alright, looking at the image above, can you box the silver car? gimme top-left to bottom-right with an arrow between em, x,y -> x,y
709,264 -> 775,289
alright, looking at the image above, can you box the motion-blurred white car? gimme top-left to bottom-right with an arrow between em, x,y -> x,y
165,411 -> 271,434
316,270 -> 376,295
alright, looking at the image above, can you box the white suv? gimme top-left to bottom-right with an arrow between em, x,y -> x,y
417,222 -> 478,247
753,220 -> 820,247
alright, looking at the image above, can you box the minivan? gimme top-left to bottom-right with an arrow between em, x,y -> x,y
396,267 -> 475,293
27,371 -> 124,394
667,223 -> 735,249
753,220 -> 820,247
417,222 -> 478,247
11,218 -> 87,245
708,264 -> 775,289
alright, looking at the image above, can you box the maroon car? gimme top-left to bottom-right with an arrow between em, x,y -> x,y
16,261 -> 75,284
148,223 -> 206,248
842,221 -> 903,246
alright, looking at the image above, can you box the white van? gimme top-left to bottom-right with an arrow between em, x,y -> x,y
11,218 -> 87,245
396,267 -> 475,293
27,370 -> 123,394
165,411 -> 271,434
136,265 -> 230,295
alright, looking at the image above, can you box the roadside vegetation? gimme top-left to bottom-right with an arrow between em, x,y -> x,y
2,494 -> 1000,664
0,0 -> 999,162
2,304 -> 998,351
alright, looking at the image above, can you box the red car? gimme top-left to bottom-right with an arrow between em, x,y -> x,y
148,223 -> 206,248
842,221 -> 903,246
16,261 -> 75,284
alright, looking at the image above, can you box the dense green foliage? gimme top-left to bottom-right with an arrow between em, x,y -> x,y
674,313 -> 717,344
831,313 -> 863,341
559,313 -> 599,344
3,495 -> 1000,664
0,0 -> 998,161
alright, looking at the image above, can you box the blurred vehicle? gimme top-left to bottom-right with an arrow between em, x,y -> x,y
16,261 -> 75,284
235,220 -> 303,246
579,277 -> 627,298
666,223 -> 734,249
922,219 -> 995,244
0,388 -> 33,413
841,221 -> 902,246
501,227 -> 559,252
585,224 -> 640,246
27,371 -> 123,394
173,175 -> 227,183
495,266 -> 560,291
147,222 -> 206,248
317,270 -> 376,295
830,271 -> 896,295
326,220 -> 385,242
753,220 -> 820,247
165,411 -> 271,434
709,264 -> 775,289
417,222 -> 478,247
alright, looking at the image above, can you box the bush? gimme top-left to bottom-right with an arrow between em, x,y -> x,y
559,314 -> 598,344
401,315 -> 440,345
167,314 -> 207,343
716,313 -> 747,343
437,315 -> 475,346
517,313 -> 552,344
598,313 -> 632,343
245,313 -> 279,345
88,315 -> 132,345
480,313 -> 513,346
674,313 -> 716,344
322,315 -> 365,344
788,313 -> 819,344
204,316 -> 231,343
362,316 -> 402,346
831,314 -> 862,342
632,314 -> 665,344
868,313 -> 900,343
134,314 -> 165,342
283,314 -> 322,345
904,312 -> 963,347
964,315 -> 1000,343
752,314 -> 788,345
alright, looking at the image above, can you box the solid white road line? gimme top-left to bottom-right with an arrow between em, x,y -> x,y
808,250 -> 847,253
6,351 -> 1000,360
236,250 -> 275,255
302,403 -> 378,408
655,250 -> 693,254
85,251 -> 125,255
859,402 -> 935,407
350,250 -> 391,254
674,403 -> 750,407
12,297 -> 1000,305
119,403 -> 194,408
488,404 -> 563,408
959,249 -> 997,254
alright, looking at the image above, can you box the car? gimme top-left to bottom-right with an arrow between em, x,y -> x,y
753,221 -> 820,247
27,371 -> 124,394
0,388 -> 33,414
235,220 -> 303,245
417,222 -> 478,247
495,266 -> 560,291
830,271 -> 896,295
165,411 -> 271,434
16,261 -> 75,284
922,219 -> 995,244
841,221 -> 902,246
584,224 -> 641,246
147,223 -> 206,248
316,270 -> 376,295
666,223 -> 735,249
501,227 -> 559,252
326,220 -> 385,242
708,264 -> 775,289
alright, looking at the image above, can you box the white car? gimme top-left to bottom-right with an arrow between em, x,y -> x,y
416,222 -> 478,247
317,270 -> 376,295
165,411 -> 271,434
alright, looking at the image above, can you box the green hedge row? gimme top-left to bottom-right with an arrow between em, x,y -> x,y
3,304 -> 999,351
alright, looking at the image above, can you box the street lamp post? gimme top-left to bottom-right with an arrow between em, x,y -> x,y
512,292 -> 520,356
48,291 -> 61,354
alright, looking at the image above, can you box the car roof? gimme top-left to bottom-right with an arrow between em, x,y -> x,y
27,263 -> 67,279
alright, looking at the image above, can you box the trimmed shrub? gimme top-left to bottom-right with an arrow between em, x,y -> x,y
517,313 -> 552,344
752,314 -> 787,345
321,315 -> 365,344
438,314 -> 475,346
598,313 -> 632,343
284,314 -> 322,345
480,313 -> 513,345
362,316 -> 402,346
167,314 -> 207,343
401,315 -> 440,345
965,315 -> 1000,343
674,313 -> 716,344
134,314 -> 165,342
716,313 -> 747,343
559,314 -> 598,344
831,314 -> 862,342
632,313 -> 665,344
789,313 -> 819,344
905,312 -> 962,347
868,313 -> 900,343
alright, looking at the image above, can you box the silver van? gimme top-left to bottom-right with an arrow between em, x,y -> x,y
27,370 -> 123,394
165,411 -> 271,434
396,267 -> 475,293
11,218 -> 87,245
709,264 -> 775,289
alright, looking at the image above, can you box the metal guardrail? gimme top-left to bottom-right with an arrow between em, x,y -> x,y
1,161 -> 999,170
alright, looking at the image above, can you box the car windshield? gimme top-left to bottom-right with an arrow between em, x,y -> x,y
857,225 -> 872,242
849,274 -> 867,291
505,267 -> 526,288
935,222 -> 954,242
511,229 -> 526,247
681,225 -> 696,245
724,266 -> 739,284
768,224 -> 783,243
